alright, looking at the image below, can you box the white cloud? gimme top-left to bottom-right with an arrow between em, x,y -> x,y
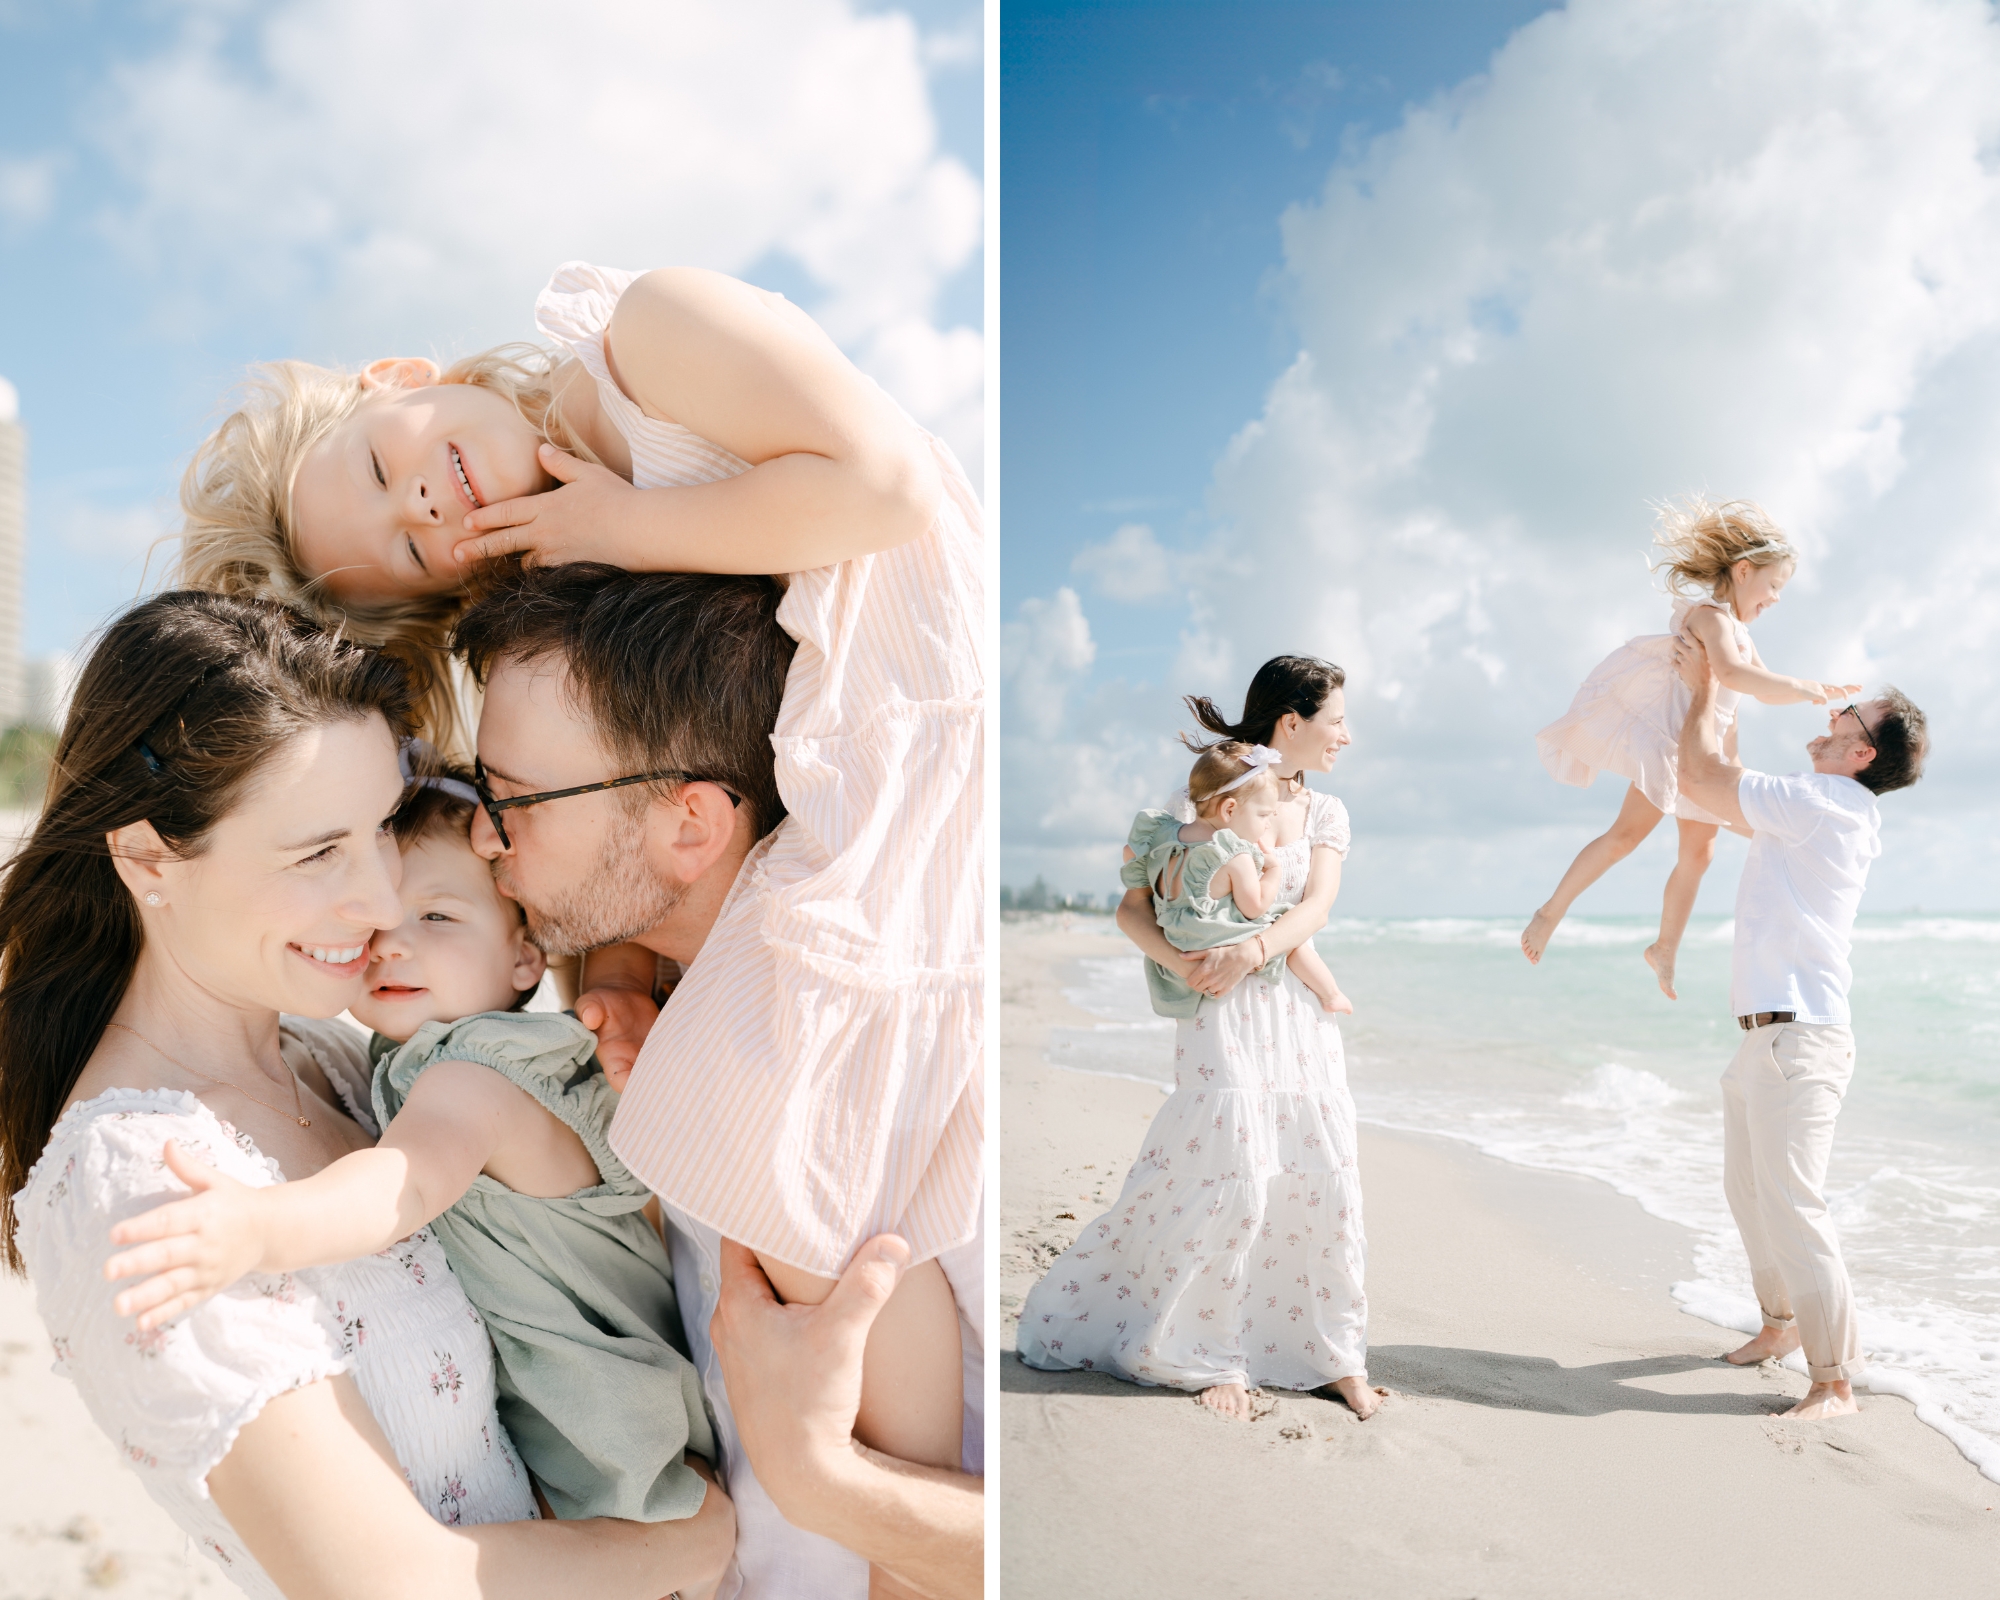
87,0 -> 984,479
1070,522 -> 1177,602
1008,0 -> 2000,910
0,155 -> 56,226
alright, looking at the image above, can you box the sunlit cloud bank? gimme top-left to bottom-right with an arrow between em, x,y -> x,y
83,0 -> 984,478
1006,0 -> 2000,911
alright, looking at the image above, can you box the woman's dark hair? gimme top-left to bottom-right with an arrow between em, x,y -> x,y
1183,654 -> 1347,751
1853,686 -> 1928,796
0,591 -> 414,1271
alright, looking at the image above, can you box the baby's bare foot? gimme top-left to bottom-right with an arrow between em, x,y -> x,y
1724,1324 -> 1800,1366
1521,908 -> 1558,965
1643,942 -> 1678,1000
1326,1376 -> 1387,1419
1312,985 -> 1355,1016
1197,1382 -> 1253,1421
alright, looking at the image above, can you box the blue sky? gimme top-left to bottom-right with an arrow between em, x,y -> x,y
1002,0 -> 2000,917
0,0 -> 982,664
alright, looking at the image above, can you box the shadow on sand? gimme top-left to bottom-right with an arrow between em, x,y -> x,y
1005,1343 -> 1786,1418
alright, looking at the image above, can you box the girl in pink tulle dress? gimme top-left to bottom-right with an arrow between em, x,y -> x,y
1523,498 -> 1858,998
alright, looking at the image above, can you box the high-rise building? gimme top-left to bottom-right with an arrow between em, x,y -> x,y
0,378 -> 22,728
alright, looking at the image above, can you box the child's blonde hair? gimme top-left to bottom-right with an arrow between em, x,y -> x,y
1187,740 -> 1281,814
1651,495 -> 1796,603
170,344 -> 598,752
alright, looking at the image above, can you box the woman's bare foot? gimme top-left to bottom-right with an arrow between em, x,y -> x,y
1643,942 -> 1678,1000
1197,1382 -> 1253,1420
1325,1376 -> 1387,1419
1521,907 -> 1559,964
1786,1381 -> 1858,1420
1724,1324 -> 1800,1366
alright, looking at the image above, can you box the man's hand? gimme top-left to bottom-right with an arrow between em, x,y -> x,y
710,1234 -> 909,1522
576,986 -> 662,1090
453,443 -> 646,570
1671,629 -> 1715,692
104,1142 -> 271,1329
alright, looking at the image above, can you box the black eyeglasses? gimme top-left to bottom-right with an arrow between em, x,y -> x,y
472,760 -> 741,851
1838,703 -> 1875,745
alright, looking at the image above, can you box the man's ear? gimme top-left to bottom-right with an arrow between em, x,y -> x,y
511,931 -> 549,998
359,357 -> 442,391
647,782 -> 750,886
106,820 -> 177,906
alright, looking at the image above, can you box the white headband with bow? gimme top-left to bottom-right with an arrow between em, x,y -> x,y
398,736 -> 482,806
1213,744 -> 1286,796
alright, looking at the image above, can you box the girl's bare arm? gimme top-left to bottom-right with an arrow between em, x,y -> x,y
457,268 -> 942,575
207,1376 -> 735,1600
1230,849 -> 1286,920
1685,606 -> 1856,705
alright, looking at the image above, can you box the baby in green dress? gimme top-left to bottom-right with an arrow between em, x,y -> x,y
104,756 -> 717,1527
1124,740 -> 1351,1016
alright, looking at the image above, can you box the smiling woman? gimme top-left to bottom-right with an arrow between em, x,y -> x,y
0,590 -> 734,1600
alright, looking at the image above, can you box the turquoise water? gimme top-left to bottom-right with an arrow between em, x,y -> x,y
1047,914 -> 2000,1479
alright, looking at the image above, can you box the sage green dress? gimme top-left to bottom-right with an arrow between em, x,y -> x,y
1120,808 -> 1288,1018
370,1012 -> 715,1522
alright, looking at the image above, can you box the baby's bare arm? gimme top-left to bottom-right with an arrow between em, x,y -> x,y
1224,852 -> 1282,919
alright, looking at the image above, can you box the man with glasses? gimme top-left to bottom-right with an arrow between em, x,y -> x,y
1672,632 -> 1929,1420
451,562 -> 982,1600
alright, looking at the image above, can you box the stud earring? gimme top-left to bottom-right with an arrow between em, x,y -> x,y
144,892 -> 162,906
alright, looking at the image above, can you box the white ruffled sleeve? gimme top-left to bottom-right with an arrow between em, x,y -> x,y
1307,793 -> 1352,858
14,1096 -> 349,1498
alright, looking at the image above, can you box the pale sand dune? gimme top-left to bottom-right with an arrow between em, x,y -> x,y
1001,919 -> 2000,1598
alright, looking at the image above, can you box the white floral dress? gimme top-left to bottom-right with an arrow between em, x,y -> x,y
14,1078 -> 536,1598
1018,789 -> 1368,1391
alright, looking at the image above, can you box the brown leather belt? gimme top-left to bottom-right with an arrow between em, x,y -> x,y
1737,1012 -> 1797,1031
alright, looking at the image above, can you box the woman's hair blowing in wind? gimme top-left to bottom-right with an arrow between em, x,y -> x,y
0,591 -> 414,1271
1182,655 -> 1347,752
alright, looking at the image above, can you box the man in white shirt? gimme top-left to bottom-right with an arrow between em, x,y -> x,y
1674,633 -> 1929,1420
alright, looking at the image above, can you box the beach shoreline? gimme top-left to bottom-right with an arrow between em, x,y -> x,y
1001,916 -> 2000,1598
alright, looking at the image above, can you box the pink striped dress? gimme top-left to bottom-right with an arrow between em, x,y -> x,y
535,263 -> 984,1278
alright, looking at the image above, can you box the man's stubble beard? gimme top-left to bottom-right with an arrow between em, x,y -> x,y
499,802 -> 685,959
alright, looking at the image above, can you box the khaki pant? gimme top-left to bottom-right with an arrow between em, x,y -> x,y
1720,1021 -> 1866,1383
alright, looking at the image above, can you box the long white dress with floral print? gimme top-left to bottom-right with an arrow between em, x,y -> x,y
14,1077 -> 536,1599
1017,788 -> 1367,1392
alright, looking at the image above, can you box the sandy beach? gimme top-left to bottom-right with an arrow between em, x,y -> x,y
1001,917 -> 2000,1598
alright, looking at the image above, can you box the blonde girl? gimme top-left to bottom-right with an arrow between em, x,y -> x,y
1524,498 -> 1859,997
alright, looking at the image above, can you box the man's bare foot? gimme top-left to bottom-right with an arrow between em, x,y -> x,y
1724,1323 -> 1800,1366
1786,1381 -> 1858,1420
1325,1375 -> 1387,1419
1643,942 -> 1678,1000
1521,908 -> 1559,964
1197,1382 -> 1253,1420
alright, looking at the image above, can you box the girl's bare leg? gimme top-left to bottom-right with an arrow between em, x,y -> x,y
1522,785 -> 1665,964
758,1255 -> 964,1600
1644,819 -> 1719,1000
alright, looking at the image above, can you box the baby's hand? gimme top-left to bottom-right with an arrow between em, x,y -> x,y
577,985 -> 663,1091
452,444 -> 645,571
104,1142 -> 270,1331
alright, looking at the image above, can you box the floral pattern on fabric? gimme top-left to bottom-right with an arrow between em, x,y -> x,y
13,1086 -> 537,1600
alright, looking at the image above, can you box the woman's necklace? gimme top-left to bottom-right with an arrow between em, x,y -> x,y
106,1021 -> 313,1128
